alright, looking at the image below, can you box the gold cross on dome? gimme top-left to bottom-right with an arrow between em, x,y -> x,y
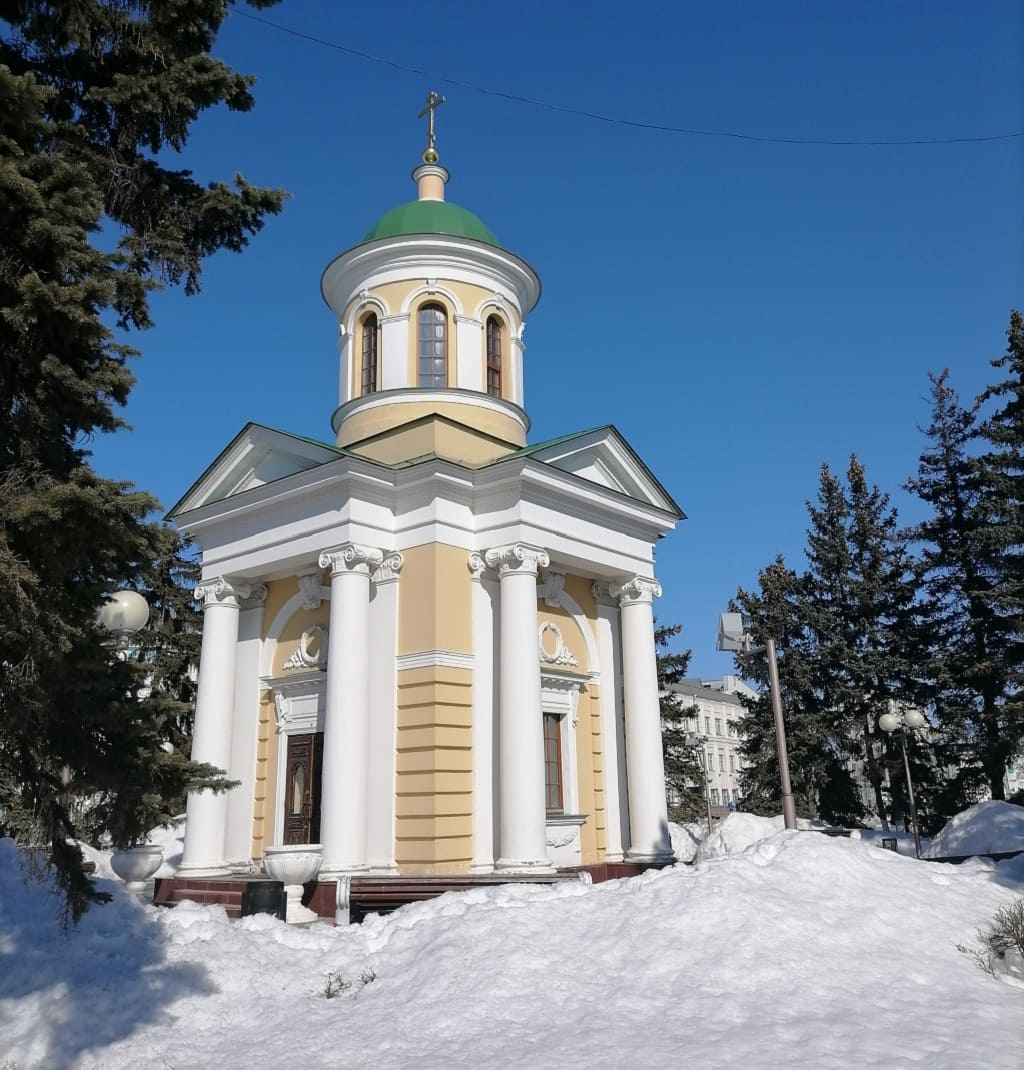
418,90 -> 446,162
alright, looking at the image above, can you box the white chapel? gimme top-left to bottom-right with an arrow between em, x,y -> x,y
168,101 -> 684,886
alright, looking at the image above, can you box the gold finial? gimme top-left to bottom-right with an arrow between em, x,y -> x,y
418,90 -> 446,163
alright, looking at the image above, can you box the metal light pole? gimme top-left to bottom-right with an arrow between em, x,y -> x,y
685,732 -> 714,835
718,613 -> 797,830
878,708 -> 926,859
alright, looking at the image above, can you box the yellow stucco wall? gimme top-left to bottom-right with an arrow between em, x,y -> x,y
336,398 -> 526,451
394,665 -> 474,872
398,542 -> 473,656
346,414 -> 520,467
252,690 -> 275,860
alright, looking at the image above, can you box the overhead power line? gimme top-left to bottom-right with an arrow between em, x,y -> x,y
234,10 -> 1022,148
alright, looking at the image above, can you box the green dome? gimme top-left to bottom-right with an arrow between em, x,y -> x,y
362,200 -> 499,246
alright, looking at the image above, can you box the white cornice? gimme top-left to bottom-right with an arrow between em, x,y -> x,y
330,387 -> 530,436
322,236 -> 541,321
396,650 -> 474,672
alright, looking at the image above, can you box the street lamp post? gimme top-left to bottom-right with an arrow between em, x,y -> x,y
717,612 -> 798,831
878,708 -> 926,859
685,732 -> 714,835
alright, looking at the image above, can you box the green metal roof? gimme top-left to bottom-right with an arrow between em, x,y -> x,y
363,200 -> 499,246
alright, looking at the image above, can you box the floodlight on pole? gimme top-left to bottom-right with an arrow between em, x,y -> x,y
717,612 -> 797,830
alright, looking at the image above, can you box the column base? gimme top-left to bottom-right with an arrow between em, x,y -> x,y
470,861 -> 496,875
625,849 -> 676,865
495,857 -> 557,875
176,860 -> 232,878
320,862 -> 369,879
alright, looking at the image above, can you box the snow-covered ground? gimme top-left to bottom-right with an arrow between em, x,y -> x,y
2,812 -> 1023,1070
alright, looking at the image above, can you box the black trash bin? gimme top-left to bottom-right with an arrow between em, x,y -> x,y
241,880 -> 286,919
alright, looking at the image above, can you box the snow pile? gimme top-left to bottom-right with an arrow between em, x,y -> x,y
2,830 -> 1023,1069
695,811 -> 829,860
927,800 -> 1024,859
667,820 -> 702,862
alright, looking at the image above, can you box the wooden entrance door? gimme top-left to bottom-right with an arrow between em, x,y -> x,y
283,732 -> 323,845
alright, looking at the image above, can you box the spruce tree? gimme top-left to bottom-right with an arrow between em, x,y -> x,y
0,1 -> 286,921
974,311 -> 1024,796
655,623 -> 706,823
733,558 -> 862,823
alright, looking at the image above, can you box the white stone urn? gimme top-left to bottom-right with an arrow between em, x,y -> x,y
262,844 -> 323,923
110,844 -> 164,895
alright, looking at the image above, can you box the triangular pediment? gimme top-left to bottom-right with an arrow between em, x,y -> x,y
168,424 -> 345,517
521,426 -> 684,516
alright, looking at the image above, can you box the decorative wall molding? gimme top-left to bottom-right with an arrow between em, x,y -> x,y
540,568 -> 566,608
282,625 -> 328,671
262,670 -> 326,735
539,621 -> 578,668
297,571 -> 324,610
396,650 -> 474,672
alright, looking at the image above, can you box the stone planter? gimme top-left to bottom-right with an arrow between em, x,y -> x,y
262,844 -> 322,923
110,844 -> 164,894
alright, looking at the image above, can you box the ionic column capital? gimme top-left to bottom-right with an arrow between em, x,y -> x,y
239,584 -> 268,611
468,550 -> 488,581
372,551 -> 404,585
194,577 -> 252,610
591,581 -> 618,608
484,543 -> 550,579
610,576 -> 662,607
319,543 -> 385,577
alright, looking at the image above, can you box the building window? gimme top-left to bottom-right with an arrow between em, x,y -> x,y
361,313 -> 378,395
486,315 -> 502,397
418,303 -> 447,388
719,753 -> 725,771
710,788 -> 719,805
723,789 -> 731,804
729,754 -> 735,772
705,717 -> 711,734
729,722 -> 737,738
715,718 -> 722,736
544,713 -> 563,813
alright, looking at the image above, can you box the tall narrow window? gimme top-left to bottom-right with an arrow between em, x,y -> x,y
486,315 -> 502,397
543,713 -> 563,813
361,313 -> 379,395
418,303 -> 447,388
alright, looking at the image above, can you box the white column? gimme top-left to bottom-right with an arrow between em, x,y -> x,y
610,576 -> 675,863
454,314 -> 484,391
318,543 -> 383,875
469,552 -> 497,872
485,543 -> 554,873
224,584 -> 267,870
380,313 -> 410,389
592,582 -> 627,862
365,552 -> 403,873
337,322 -> 353,406
180,577 -> 251,876
510,325 -> 526,406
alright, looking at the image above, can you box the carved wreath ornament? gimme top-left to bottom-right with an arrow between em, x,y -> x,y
282,625 -> 328,670
538,622 -> 578,667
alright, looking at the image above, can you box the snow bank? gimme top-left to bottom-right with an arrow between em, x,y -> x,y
2,830 -> 1023,1069
927,800 -> 1024,858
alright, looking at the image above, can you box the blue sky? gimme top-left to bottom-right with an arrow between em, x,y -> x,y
88,1 -> 1024,677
